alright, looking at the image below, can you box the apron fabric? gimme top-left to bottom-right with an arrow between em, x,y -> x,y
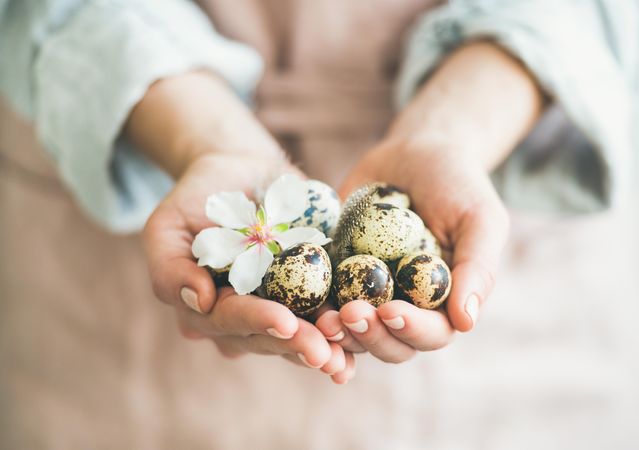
1,1 -> 638,448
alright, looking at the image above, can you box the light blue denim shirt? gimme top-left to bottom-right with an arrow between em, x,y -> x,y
396,0 -> 639,214
1,1 -> 636,233
0,0 -> 262,232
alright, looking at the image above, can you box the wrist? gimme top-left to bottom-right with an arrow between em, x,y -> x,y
170,129 -> 286,179
126,70 -> 285,179
388,41 -> 544,171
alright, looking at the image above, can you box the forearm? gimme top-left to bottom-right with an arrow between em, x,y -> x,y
389,41 -> 544,171
125,70 -> 284,179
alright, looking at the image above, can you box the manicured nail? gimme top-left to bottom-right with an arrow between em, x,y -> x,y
266,328 -> 292,340
326,331 -> 345,342
180,287 -> 202,313
297,353 -> 321,368
343,319 -> 368,334
465,294 -> 480,327
382,316 -> 405,330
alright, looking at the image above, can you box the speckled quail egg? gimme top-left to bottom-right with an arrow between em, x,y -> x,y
207,265 -> 231,287
369,183 -> 410,209
412,226 -> 442,257
263,243 -> 332,316
395,251 -> 451,309
333,255 -> 394,308
290,180 -> 341,237
350,204 -> 425,261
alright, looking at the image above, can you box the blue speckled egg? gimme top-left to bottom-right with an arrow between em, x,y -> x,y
291,180 -> 341,237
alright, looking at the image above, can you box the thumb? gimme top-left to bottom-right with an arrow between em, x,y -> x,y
446,203 -> 509,332
143,204 -> 217,314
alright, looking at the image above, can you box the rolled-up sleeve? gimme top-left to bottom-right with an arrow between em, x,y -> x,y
0,0 -> 263,232
396,0 -> 638,213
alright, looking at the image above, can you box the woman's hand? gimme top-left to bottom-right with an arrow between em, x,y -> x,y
143,152 -> 355,383
313,139 -> 508,363
316,42 -> 543,363
127,72 -> 356,383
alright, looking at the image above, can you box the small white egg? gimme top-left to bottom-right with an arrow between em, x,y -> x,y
290,180 -> 341,237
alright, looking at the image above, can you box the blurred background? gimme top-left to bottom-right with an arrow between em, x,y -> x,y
2,0 -> 639,449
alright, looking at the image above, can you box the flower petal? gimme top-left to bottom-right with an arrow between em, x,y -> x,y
206,191 -> 257,229
228,245 -> 274,295
264,175 -> 309,225
192,227 -> 247,269
273,227 -> 332,250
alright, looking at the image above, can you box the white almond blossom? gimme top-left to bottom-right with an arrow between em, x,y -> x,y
192,175 -> 331,295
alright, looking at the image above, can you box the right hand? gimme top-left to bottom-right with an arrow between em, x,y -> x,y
143,153 -> 356,384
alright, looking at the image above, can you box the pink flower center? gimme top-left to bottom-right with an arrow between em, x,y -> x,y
246,223 -> 274,246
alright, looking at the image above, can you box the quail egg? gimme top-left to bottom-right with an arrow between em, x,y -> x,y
333,255 -> 394,307
395,251 -> 451,309
207,265 -> 231,287
263,242 -> 332,316
290,180 -> 341,237
351,204 -> 425,261
412,226 -> 442,257
369,183 -> 410,209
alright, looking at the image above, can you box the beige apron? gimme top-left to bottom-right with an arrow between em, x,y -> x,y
2,1 -> 638,449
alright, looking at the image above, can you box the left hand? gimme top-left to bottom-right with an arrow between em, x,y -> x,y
315,41 -> 542,363
315,137 -> 510,363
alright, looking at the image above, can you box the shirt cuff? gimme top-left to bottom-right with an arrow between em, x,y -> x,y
34,0 -> 264,232
395,1 -> 634,214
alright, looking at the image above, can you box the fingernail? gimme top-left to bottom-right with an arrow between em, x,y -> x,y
326,331 -> 345,342
180,287 -> 202,313
297,353 -> 321,369
465,294 -> 480,328
343,319 -> 368,334
266,328 -> 292,340
382,316 -> 405,330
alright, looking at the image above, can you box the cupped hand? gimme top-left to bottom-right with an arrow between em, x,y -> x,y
316,138 -> 509,362
143,152 -> 356,383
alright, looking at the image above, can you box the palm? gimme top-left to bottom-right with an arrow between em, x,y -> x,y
143,153 -> 356,383
322,141 -> 509,360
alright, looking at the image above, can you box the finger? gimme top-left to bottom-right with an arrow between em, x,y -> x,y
377,301 -> 455,351
339,301 -> 416,364
447,206 -> 509,332
211,336 -> 248,359
177,321 -> 206,340
331,352 -> 356,385
177,287 -> 299,340
281,353 -> 311,368
320,342 -> 347,375
315,309 -> 366,353
212,319 -> 332,368
143,203 -> 217,314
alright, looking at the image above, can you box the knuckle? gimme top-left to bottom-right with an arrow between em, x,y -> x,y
378,350 -> 415,364
214,341 -> 244,360
415,337 -> 449,352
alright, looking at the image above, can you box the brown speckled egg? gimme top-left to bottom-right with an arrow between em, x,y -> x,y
412,226 -> 442,257
263,243 -> 331,316
396,251 -> 451,309
333,255 -> 394,307
369,183 -> 410,209
351,204 -> 425,261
